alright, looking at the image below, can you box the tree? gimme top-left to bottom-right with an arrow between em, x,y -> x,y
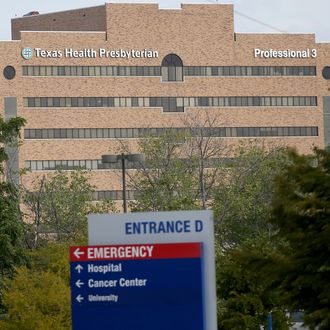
271,148 -> 330,329
212,142 -> 291,328
213,142 -> 288,250
216,237 -> 290,330
0,116 -> 26,310
22,169 -> 117,247
181,111 -> 230,209
0,243 -> 71,330
128,131 -> 200,211
117,111 -> 230,211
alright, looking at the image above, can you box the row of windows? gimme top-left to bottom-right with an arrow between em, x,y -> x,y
25,158 -> 232,171
22,66 -> 161,77
22,65 -> 316,77
25,159 -> 142,171
24,126 -> 319,140
24,96 -> 317,112
184,66 -> 316,77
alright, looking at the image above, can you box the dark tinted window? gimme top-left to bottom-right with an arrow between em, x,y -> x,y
322,67 -> 330,80
3,66 -> 16,80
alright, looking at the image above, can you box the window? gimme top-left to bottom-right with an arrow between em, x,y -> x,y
72,129 -> 79,138
24,126 -> 319,139
58,67 -> 65,76
22,65 -> 317,78
161,54 -> 183,82
95,67 -> 101,76
162,97 -> 179,112
24,96 -> 318,112
64,66 -> 71,76
71,66 -> 77,76
59,98 -> 66,107
82,67 -> 89,76
77,66 -> 83,76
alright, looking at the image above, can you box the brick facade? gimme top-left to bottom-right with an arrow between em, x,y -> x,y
11,5 -> 106,40
1,3 -> 330,203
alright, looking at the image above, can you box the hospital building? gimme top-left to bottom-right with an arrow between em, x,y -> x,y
1,3 -> 330,205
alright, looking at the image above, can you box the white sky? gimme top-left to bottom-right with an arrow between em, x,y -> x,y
1,0 -> 330,42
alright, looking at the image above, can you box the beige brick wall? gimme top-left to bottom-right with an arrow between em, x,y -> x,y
11,5 -> 106,40
105,3 -> 234,65
1,3 -> 329,197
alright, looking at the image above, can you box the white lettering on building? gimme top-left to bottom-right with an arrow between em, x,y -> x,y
254,48 -> 317,58
33,48 -> 159,59
35,48 -> 62,58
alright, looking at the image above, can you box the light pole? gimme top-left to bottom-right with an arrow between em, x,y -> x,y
101,153 -> 144,213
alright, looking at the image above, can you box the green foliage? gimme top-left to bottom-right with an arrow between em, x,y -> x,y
127,135 -> 292,327
26,242 -> 73,280
129,132 -> 200,211
271,148 -> 330,329
41,170 -> 94,240
0,116 -> 26,311
23,169 -> 117,247
217,237 -> 290,330
0,116 -> 26,170
88,199 -> 118,215
0,243 -> 71,330
127,121 -> 231,211
212,143 -> 291,328
0,183 -> 23,277
213,143 -> 288,249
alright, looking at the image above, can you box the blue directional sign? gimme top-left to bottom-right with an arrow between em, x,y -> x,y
70,242 -> 204,330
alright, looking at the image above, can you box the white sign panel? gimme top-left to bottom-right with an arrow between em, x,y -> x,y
88,210 -> 217,330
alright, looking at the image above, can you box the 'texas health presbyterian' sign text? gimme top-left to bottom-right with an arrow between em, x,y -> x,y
22,47 -> 159,59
